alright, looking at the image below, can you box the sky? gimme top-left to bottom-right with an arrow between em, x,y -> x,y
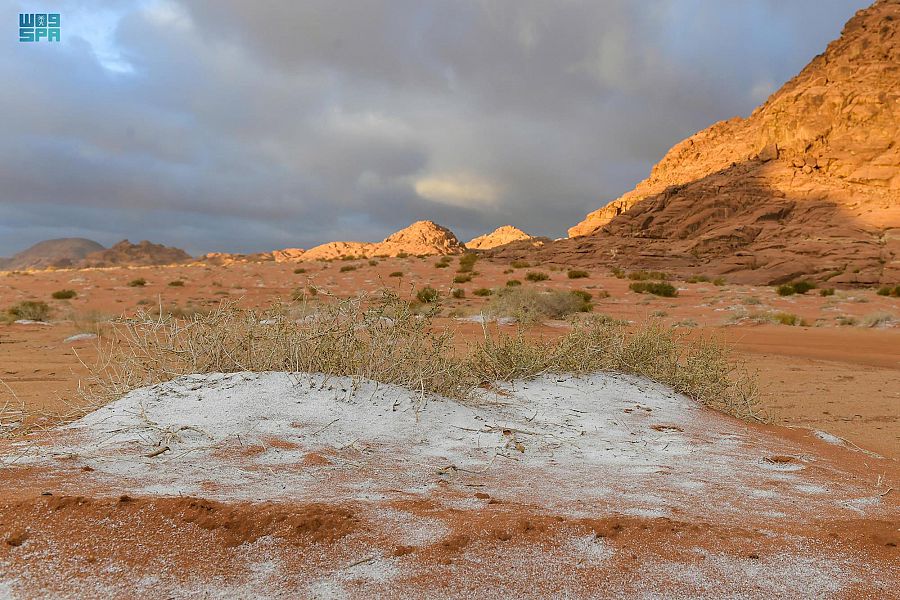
0,0 -> 870,257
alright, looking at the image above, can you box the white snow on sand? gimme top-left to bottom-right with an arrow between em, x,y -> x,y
10,371 -> 889,526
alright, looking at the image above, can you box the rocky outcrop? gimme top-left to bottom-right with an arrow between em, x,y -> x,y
270,248 -> 305,263
466,225 -> 533,250
0,238 -> 105,271
301,221 -> 464,260
80,240 -> 192,268
561,0 -> 900,284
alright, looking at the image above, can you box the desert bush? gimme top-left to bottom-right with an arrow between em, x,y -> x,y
835,315 -> 857,326
773,312 -> 803,326
473,288 -> 493,297
819,288 -> 835,297
389,271 -> 404,278
510,260 -> 531,269
686,275 -> 710,283
875,285 -> 900,297
340,265 -> 357,273
168,280 -> 184,287
485,287 -> 592,324
368,260 -> 378,267
743,296 -> 762,305
80,294 -> 762,424
713,278 -> 727,286
628,271 -> 670,281
525,271 -> 549,282
451,288 -> 465,299
471,317 -> 762,421
629,282 -> 678,297
435,260 -> 450,268
861,312 -> 895,328
457,253 -> 479,273
52,289 -> 77,300
6,301 -> 51,322
416,286 -> 440,303
396,252 -> 409,259
567,270 -> 589,279
128,278 -> 147,287
454,273 -> 473,284
611,267 -> 625,279
778,280 -> 815,296
293,267 -> 307,274
506,279 -> 522,287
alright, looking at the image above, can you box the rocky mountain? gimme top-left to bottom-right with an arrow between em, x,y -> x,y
466,225 -> 533,250
301,221 -> 464,260
79,240 -> 192,268
0,238 -> 105,271
551,0 -> 899,285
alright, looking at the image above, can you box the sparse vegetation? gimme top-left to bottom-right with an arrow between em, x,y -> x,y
453,273 -> 473,284
629,281 -> 678,297
525,271 -> 549,282
6,301 -> 51,322
876,285 -> 900,297
457,253 -> 479,273
389,271 -> 404,278
416,286 -> 440,304
567,270 -> 589,279
611,267 -> 625,279
168,280 -> 184,287
506,279 -> 522,287
819,288 -> 835,297
628,271 -> 670,281
451,288 -> 465,299
860,312 -> 895,328
773,312 -> 804,326
473,288 -> 493,297
485,287 -> 592,324
340,265 -> 357,273
128,278 -> 147,287
510,260 -> 531,269
79,292 -> 762,423
777,280 -> 816,296
52,289 -> 77,300
293,267 -> 307,274
368,260 -> 378,267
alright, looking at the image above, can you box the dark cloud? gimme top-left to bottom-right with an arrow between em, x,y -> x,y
0,0 -> 868,255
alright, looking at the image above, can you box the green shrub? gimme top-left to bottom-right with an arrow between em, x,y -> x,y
368,260 -> 378,267
416,286 -> 440,303
511,260 -> 531,269
451,288 -> 465,299
713,277 -> 726,286
629,282 -> 678,297
7,301 -> 51,321
791,280 -> 816,294
819,288 -> 835,297
435,260 -> 450,268
340,265 -> 357,273
686,275 -> 710,283
876,286 -> 891,296
525,271 -> 549,282
457,253 -> 479,273
506,279 -> 522,287
776,284 -> 796,296
168,280 -> 185,287
453,273 -> 473,284
293,267 -> 307,274
128,278 -> 147,287
52,289 -> 77,300
389,271 -> 404,278
611,267 -> 625,279
473,288 -> 493,297
568,270 -> 589,279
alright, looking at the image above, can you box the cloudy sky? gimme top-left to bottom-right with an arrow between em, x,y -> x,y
1,0 -> 868,256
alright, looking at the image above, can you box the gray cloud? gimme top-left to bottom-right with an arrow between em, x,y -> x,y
0,0 -> 868,255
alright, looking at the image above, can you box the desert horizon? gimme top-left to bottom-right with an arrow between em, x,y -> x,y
1,1 -> 898,598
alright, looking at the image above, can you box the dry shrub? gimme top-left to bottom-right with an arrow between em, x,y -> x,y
81,293 -> 474,406
471,317 -> 762,421
485,287 -> 589,324
78,295 -> 762,423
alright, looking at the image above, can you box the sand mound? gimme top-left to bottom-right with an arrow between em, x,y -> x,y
466,225 -> 533,250
1,372 -> 895,597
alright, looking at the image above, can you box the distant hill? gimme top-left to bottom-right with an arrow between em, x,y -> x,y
505,0 -> 900,285
0,238 -> 105,271
466,225 -> 533,250
79,240 -> 192,268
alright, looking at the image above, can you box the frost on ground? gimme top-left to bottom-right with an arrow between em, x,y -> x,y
8,371 -> 892,520
1,372 -> 896,598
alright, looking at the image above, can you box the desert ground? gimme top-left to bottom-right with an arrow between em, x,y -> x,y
1,257 -> 897,597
